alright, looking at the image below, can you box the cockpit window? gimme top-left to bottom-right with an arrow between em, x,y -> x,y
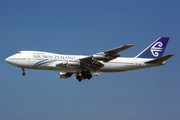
16,51 -> 21,54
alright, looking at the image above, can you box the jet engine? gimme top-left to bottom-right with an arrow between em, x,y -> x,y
92,53 -> 120,62
59,72 -> 73,78
59,61 -> 81,68
92,54 -> 106,61
67,61 -> 80,68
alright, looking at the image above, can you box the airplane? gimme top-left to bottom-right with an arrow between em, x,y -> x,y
5,37 -> 174,82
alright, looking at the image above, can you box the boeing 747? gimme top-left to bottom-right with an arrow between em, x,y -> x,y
5,37 -> 174,82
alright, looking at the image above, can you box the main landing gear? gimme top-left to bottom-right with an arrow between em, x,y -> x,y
21,68 -> 26,76
76,71 -> 92,82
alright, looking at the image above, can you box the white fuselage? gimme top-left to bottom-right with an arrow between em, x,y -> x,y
5,51 -> 164,73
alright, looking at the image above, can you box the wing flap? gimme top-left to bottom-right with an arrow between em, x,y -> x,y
81,60 -> 104,71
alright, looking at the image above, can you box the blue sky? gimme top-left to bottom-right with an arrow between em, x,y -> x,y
0,0 -> 180,120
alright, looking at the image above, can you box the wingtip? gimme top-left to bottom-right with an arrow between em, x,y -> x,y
124,44 -> 135,47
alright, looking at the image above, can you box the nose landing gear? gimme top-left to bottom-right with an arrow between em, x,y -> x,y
21,68 -> 26,76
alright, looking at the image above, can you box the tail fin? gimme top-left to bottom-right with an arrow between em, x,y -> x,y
135,37 -> 169,58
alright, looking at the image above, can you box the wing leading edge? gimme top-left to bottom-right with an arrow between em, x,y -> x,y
104,44 -> 135,54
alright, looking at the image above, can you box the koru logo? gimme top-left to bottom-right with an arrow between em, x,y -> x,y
150,42 -> 163,57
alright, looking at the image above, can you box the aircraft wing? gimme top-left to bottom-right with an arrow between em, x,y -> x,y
79,56 -> 104,71
104,44 -> 135,54
80,44 -> 134,71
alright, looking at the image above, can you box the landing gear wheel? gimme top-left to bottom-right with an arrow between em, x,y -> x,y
21,68 -> 26,76
22,72 -> 26,76
78,79 -> 82,82
87,74 -> 92,80
81,71 -> 92,80
76,76 -> 82,82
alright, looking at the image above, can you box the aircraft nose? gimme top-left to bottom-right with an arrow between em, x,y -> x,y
5,57 -> 12,64
5,57 -> 9,63
5,56 -> 15,65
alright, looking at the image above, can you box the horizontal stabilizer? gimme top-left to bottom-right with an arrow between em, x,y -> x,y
145,54 -> 174,63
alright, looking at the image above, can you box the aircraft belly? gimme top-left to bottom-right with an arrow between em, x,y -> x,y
56,67 -> 80,73
100,62 -> 134,72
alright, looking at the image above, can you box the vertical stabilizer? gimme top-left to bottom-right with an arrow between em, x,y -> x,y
135,37 -> 169,58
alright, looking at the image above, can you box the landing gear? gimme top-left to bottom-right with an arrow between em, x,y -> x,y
76,76 -> 82,82
75,73 -> 83,82
21,68 -> 26,76
75,71 -> 92,82
81,71 -> 92,80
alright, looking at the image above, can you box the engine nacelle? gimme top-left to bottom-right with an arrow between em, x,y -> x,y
92,53 -> 120,62
61,61 -> 80,68
92,54 -> 106,61
67,61 -> 80,68
59,72 -> 72,79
